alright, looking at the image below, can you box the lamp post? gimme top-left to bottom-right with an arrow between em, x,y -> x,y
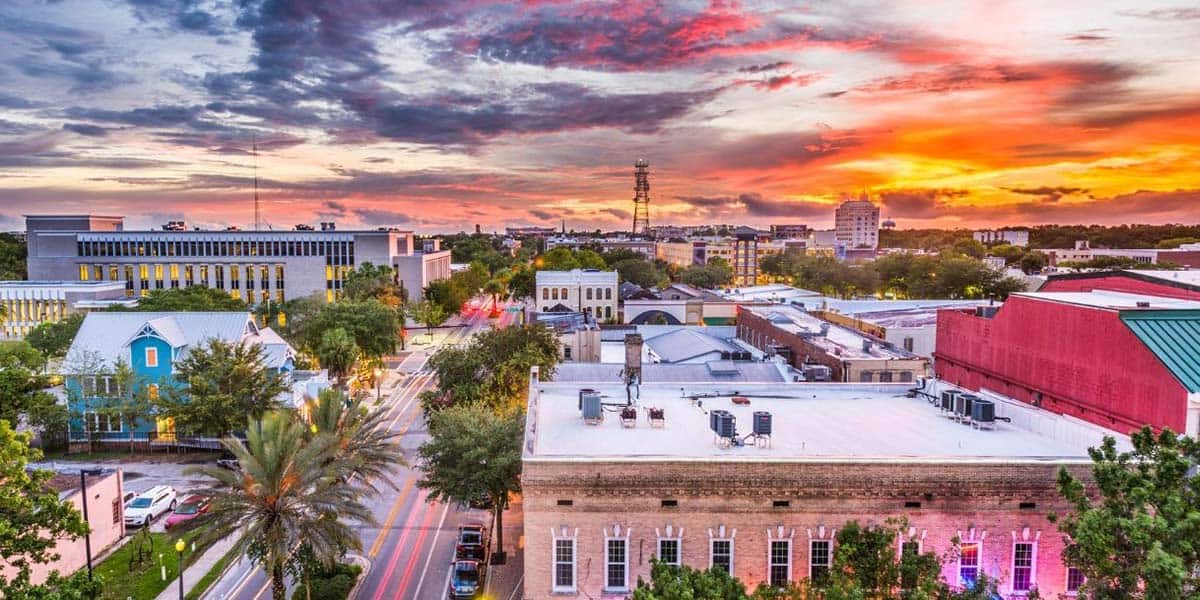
175,539 -> 185,600
79,468 -> 104,583
374,367 -> 383,403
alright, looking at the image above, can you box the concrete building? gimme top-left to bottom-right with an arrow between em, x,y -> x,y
623,285 -> 738,326
935,289 -> 1200,436
834,195 -> 880,250
532,311 -> 601,362
24,215 -> 451,304
806,299 -> 991,358
535,269 -> 619,321
522,370 -> 1116,599
716,284 -> 822,304
1038,241 -> 1200,269
770,224 -> 810,240
973,229 -> 1030,247
63,311 -> 296,447
738,304 -> 927,382
544,237 -> 656,259
0,280 -> 133,338
0,468 -> 125,586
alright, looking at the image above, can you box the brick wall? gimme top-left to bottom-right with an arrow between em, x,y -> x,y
523,459 -> 1087,599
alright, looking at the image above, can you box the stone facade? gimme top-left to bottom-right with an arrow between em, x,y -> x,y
522,459 -> 1089,599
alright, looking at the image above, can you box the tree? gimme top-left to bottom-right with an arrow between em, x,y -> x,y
26,314 -> 84,359
0,232 -> 27,280
613,258 -> 665,289
306,389 -> 404,487
633,560 -> 750,600
417,405 -> 523,559
316,328 -> 359,386
102,360 -> 155,454
1018,251 -> 1048,274
822,519 -> 945,599
0,351 -> 54,428
411,300 -> 448,338
127,286 -> 248,311
1053,427 -> 1200,599
343,262 -> 405,306
0,420 -> 96,598
158,339 -> 288,436
188,412 -> 375,600
679,261 -> 734,289
424,278 -> 470,317
423,324 -> 559,414
294,299 -> 399,360
483,278 -> 508,307
506,265 -> 536,300
0,340 -> 45,371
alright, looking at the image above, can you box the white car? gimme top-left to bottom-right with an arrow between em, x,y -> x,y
123,485 -> 177,527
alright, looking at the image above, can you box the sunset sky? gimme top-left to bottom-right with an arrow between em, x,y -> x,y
0,1 -> 1198,232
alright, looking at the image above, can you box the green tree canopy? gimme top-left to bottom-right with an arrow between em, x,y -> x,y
294,299 -> 399,360
158,339 -> 287,436
678,260 -> 734,289
614,258 -> 666,288
25,314 -> 84,359
410,300 -> 448,337
342,261 -> 405,306
1054,427 -> 1200,599
0,351 -> 56,431
423,324 -> 559,414
0,233 -> 27,280
316,327 -> 359,385
633,560 -> 750,600
127,286 -> 249,311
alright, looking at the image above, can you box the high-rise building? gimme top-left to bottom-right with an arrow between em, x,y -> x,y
834,194 -> 880,250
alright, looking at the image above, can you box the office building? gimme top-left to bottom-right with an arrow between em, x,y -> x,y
0,280 -> 132,338
973,229 -> 1029,247
834,195 -> 880,250
535,269 -> 619,321
24,215 -> 451,304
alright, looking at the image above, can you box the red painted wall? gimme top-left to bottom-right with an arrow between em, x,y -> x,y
1041,274 -> 1200,300
934,297 -> 1188,434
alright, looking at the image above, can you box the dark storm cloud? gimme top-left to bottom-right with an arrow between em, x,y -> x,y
1005,186 -> 1088,203
64,105 -> 206,128
676,193 -> 829,219
528,209 -> 557,221
62,123 -> 108,137
738,61 -> 793,73
877,189 -> 971,218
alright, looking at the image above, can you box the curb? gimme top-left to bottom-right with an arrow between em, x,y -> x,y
344,553 -> 372,600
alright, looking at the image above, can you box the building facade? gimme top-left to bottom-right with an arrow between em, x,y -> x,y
934,290 -> 1200,436
522,372 -> 1111,599
63,312 -> 295,447
25,215 -> 451,304
834,196 -> 880,250
973,230 -> 1030,247
0,280 -> 131,338
535,269 -> 619,321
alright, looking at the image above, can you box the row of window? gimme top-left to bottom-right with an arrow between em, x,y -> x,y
540,286 -> 614,301
539,305 -> 613,319
0,299 -> 68,336
550,537 -> 1084,594
77,239 -> 355,262
77,263 -> 295,304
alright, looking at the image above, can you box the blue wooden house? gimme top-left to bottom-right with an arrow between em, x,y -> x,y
63,312 -> 295,446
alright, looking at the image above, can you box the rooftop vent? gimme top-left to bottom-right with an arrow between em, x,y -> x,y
320,221 -> 336,231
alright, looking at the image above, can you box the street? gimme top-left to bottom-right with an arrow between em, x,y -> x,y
205,302 -> 521,600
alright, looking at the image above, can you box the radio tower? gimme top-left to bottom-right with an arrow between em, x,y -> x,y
631,158 -> 650,236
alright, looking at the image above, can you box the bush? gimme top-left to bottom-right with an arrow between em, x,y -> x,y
304,563 -> 363,600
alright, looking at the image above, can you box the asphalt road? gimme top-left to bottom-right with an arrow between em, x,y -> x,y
206,302 -> 518,600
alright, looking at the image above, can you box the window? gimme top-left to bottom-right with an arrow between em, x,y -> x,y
1066,567 -> 1084,594
810,540 -> 831,583
542,288 -> 548,300
880,371 -> 894,382
88,412 -> 121,433
903,336 -> 914,352
147,384 -> 159,401
958,542 -> 980,587
586,288 -> 593,300
658,538 -> 680,566
553,538 -> 575,591
560,287 -> 568,299
112,498 -> 120,523
551,288 -> 559,300
769,540 -> 791,586
144,347 -> 158,367
79,265 -> 89,281
563,347 -> 572,360
605,306 -> 612,319
605,287 -> 612,300
606,538 -> 627,590
711,539 -> 733,573
1012,542 -> 1035,592
859,371 -> 873,382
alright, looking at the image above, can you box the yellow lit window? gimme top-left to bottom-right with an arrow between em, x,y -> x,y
79,265 -> 89,281
154,264 -> 163,281
147,383 -> 159,401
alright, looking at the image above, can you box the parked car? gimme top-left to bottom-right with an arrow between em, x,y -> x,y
124,485 -> 177,527
448,560 -> 481,599
164,494 -> 210,530
455,523 -> 487,561
216,450 -> 240,470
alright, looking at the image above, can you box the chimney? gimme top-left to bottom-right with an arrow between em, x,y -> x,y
624,333 -> 643,384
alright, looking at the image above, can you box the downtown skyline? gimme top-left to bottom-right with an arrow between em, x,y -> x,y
0,0 -> 1198,233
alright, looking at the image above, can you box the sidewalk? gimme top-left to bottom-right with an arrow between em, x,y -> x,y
486,495 -> 525,600
155,534 -> 239,600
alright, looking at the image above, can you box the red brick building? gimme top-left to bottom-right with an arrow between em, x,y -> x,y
1039,269 -> 1200,300
935,289 -> 1200,436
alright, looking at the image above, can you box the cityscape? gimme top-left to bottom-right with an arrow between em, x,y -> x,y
1,2 -> 1199,600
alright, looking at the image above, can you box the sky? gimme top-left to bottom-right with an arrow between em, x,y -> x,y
0,1 -> 1198,233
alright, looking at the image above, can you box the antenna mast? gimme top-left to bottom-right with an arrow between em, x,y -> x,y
631,158 -> 650,236
253,137 -> 260,231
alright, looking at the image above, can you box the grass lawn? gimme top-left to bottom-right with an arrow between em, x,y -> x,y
42,450 -> 221,463
93,529 -> 214,600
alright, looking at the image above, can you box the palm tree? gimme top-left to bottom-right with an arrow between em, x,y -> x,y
483,278 -> 508,309
189,412 -> 375,600
306,389 -> 405,490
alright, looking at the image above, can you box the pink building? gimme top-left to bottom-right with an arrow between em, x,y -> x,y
3,469 -> 126,585
521,369 -> 1121,598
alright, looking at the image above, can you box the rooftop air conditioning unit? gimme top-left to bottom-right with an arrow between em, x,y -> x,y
710,410 -> 736,439
971,399 -> 996,429
581,392 -> 603,424
955,394 -> 979,422
752,411 -> 772,436
940,390 -> 960,413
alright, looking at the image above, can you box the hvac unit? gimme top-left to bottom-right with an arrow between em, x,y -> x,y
940,390 -> 959,413
971,399 -> 996,429
752,411 -> 772,436
577,388 -> 597,410
710,410 -> 736,439
955,394 -> 978,422
803,364 -> 832,382
581,392 -> 603,423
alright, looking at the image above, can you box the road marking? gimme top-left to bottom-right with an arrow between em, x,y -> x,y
223,561 -> 258,599
392,499 -> 441,598
367,477 -> 417,558
411,502 -> 451,599
370,490 -> 431,600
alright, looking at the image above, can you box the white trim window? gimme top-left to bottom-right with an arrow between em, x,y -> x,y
605,537 -> 628,591
1011,541 -> 1036,593
958,541 -> 981,588
809,539 -> 831,583
657,538 -> 681,567
87,412 -> 122,433
552,538 -> 576,592
768,539 -> 791,587
710,539 -> 733,574
1065,567 -> 1085,595
145,346 -> 158,367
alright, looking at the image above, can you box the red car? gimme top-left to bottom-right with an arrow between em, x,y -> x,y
164,495 -> 210,529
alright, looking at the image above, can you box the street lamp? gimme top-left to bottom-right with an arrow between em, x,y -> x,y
373,367 -> 383,403
175,539 -> 186,600
79,468 -> 104,583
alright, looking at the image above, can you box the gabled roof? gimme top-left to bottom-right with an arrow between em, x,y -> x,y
66,312 -> 291,371
1120,310 -> 1200,393
644,328 -> 740,363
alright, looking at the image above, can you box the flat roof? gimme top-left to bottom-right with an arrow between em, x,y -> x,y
1015,289 -> 1200,310
1126,269 -> 1200,287
742,304 -> 915,359
527,381 -> 1099,462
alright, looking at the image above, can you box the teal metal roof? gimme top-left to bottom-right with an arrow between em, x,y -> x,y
1121,310 -> 1200,393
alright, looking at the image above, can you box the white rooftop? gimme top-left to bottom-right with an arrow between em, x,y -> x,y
536,269 -> 618,286
717,284 -> 821,302
742,304 -> 914,359
526,381 -> 1103,463
65,312 -> 293,370
1014,289 -> 1200,310
1125,269 -> 1200,287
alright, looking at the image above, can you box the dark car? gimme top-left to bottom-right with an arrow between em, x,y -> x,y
448,560 -> 480,599
455,523 -> 487,561
216,450 -> 240,470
